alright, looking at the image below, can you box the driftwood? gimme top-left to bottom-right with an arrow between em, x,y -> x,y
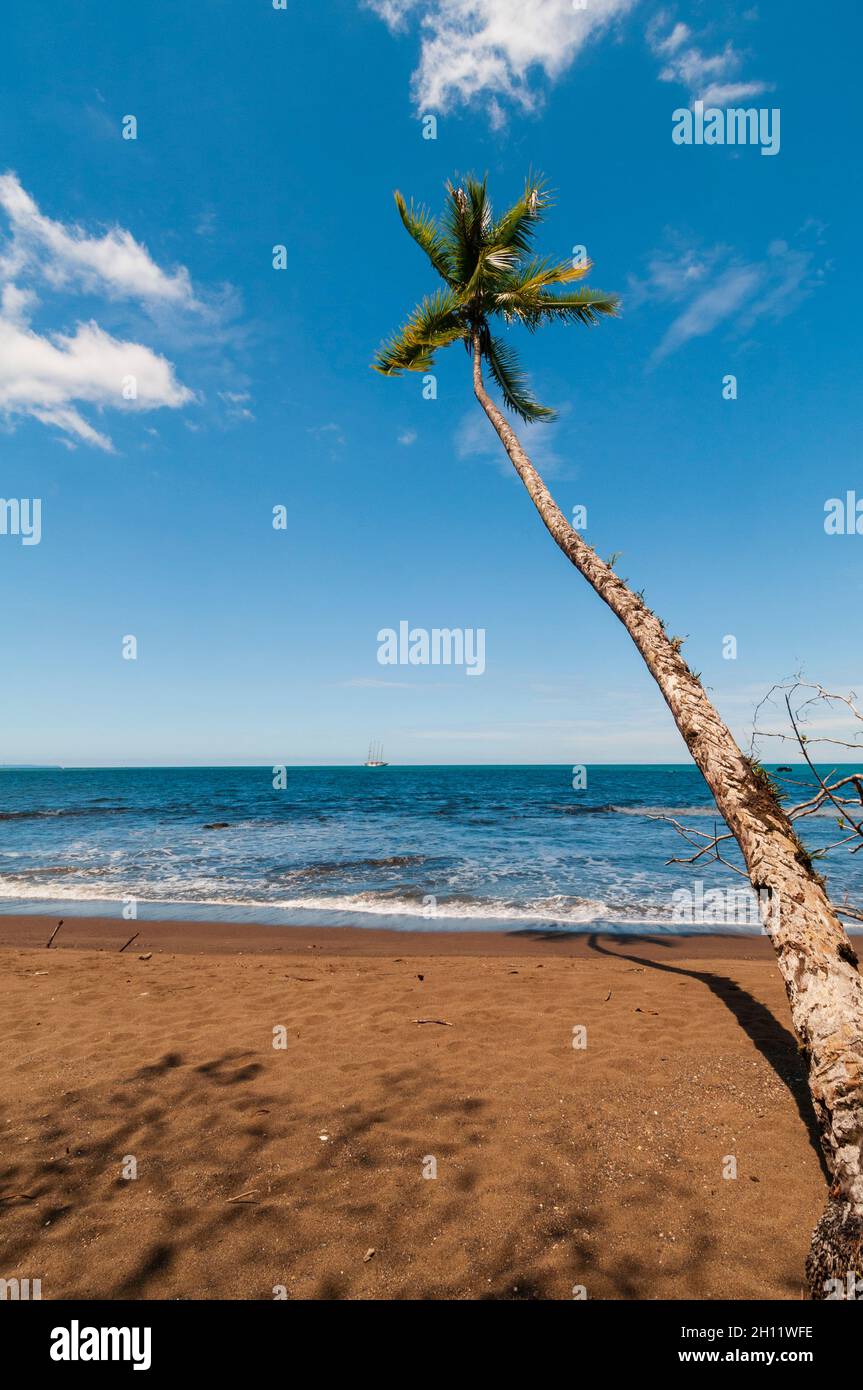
45,919 -> 64,949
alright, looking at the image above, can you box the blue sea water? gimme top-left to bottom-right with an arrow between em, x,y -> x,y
0,765 -> 861,933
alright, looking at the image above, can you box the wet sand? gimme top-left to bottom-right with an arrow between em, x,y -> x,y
0,915 -> 823,1299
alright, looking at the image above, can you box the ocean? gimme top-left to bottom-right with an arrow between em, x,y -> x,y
1,764 -> 860,933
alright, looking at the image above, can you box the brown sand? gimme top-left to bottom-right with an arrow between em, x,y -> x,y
0,915 -> 824,1300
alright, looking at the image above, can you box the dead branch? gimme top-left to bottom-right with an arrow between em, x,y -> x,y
649,814 -> 748,877
663,680 -> 863,923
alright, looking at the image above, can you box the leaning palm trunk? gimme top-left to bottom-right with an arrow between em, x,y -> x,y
472,334 -> 863,1297
375,171 -> 863,1295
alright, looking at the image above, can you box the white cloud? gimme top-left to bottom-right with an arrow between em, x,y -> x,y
647,14 -> 770,106
366,0 -> 636,115
654,20 -> 690,56
368,0 -> 418,23
632,233 -> 825,364
219,388 -> 255,423
1,282 -> 36,323
398,428 -> 417,445
0,173 -> 197,448
31,407 -> 114,452
698,81 -> 769,106
0,315 -> 194,451
0,172 -> 194,305
652,264 -> 763,362
368,4 -> 774,121
626,245 -> 718,312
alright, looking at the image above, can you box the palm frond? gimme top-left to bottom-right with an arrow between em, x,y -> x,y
526,287 -> 620,327
394,191 -> 456,285
466,175 -> 493,239
444,175 -> 491,286
493,257 -> 594,316
483,333 -> 556,423
372,288 -> 466,374
489,173 -> 550,259
462,244 -> 519,298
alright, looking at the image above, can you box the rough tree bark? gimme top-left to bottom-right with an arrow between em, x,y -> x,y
472,334 -> 863,1297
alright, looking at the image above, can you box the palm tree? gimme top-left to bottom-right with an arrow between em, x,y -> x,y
373,172 -> 863,1297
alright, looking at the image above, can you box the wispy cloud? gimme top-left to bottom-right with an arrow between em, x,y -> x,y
651,263 -> 763,363
456,405 -> 567,477
398,428 -> 417,446
630,232 -> 826,364
647,11 -> 770,107
365,0 -> 636,117
307,421 -> 346,447
218,389 -> 254,423
342,677 -> 418,689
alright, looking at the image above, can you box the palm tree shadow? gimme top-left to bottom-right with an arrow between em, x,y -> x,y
581,932 -> 830,1181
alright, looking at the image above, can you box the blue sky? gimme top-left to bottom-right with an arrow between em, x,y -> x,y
1,0 -> 860,766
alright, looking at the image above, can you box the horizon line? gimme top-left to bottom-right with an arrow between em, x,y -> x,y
0,760 -> 827,771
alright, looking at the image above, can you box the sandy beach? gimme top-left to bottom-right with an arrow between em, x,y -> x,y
0,916 -> 825,1300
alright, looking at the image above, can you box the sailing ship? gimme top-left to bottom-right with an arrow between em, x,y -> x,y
364,740 -> 388,767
